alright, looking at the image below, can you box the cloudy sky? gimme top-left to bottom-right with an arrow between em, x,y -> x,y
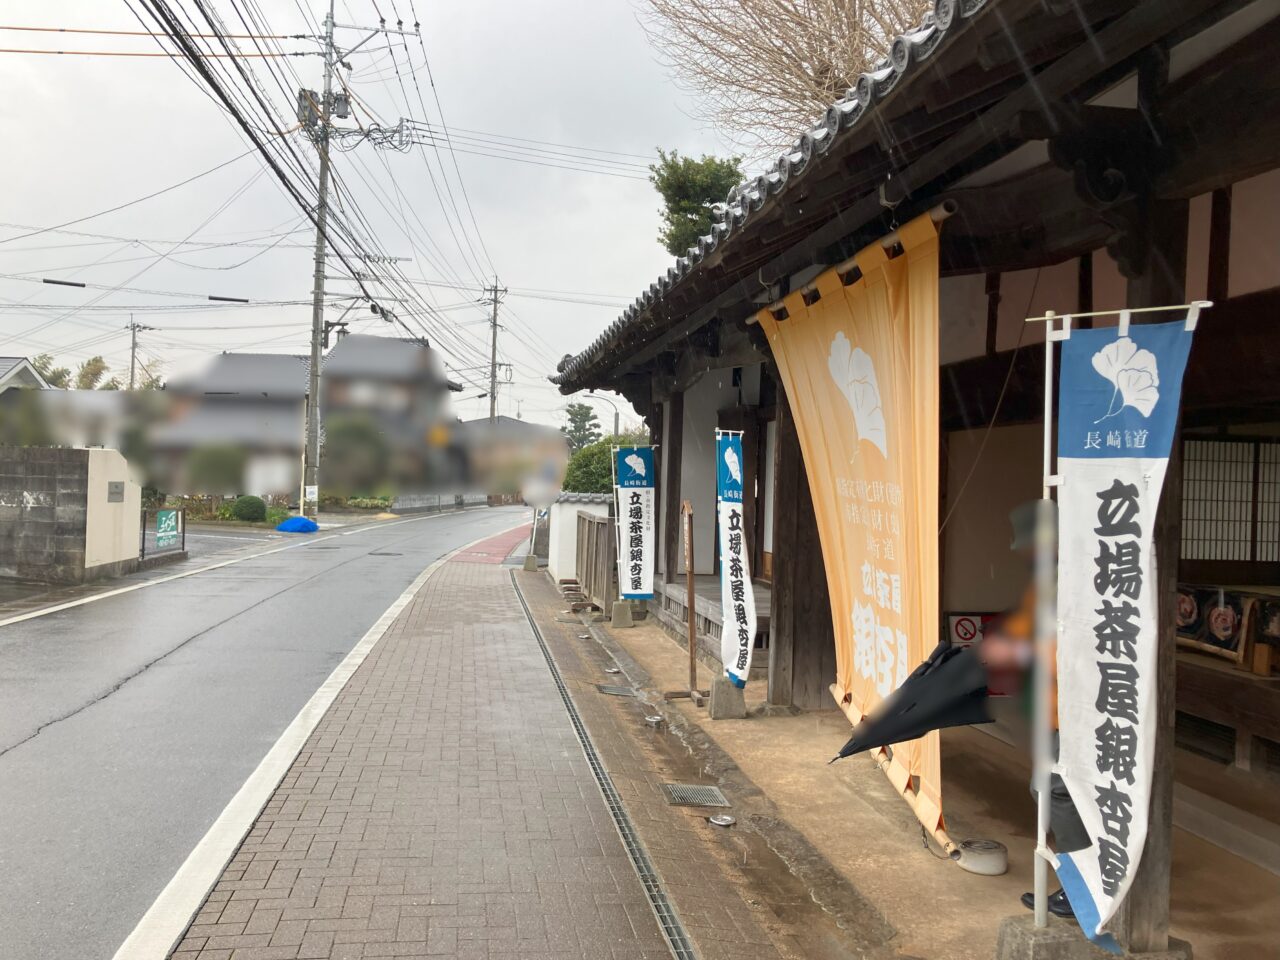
0,0 -> 728,428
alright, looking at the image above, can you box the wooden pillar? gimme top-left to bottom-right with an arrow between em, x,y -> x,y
1207,186 -> 1232,303
768,389 -> 835,708
1077,253 -> 1094,328
1117,194 -> 1189,955
984,272 -> 1001,357
662,391 -> 684,585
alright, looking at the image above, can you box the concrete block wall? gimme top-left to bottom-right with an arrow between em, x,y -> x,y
0,446 -> 91,582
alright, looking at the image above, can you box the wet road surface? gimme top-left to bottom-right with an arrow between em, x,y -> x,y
0,506 -> 526,960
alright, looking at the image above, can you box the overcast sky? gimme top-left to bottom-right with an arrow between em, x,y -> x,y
0,0 -> 728,428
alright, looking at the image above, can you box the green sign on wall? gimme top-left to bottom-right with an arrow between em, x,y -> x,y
156,509 -> 179,549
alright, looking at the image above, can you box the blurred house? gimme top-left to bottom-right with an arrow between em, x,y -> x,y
320,334 -> 463,494
147,335 -> 461,498
150,352 -> 307,497
0,357 -> 50,393
459,415 -> 568,497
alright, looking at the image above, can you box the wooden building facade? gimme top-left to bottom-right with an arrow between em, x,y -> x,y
553,1 -> 1280,952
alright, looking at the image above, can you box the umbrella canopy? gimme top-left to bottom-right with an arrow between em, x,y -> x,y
832,641 -> 992,762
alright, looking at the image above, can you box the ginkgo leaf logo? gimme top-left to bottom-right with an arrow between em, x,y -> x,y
723,444 -> 742,484
1091,337 -> 1160,423
624,453 -> 645,477
828,332 -> 887,457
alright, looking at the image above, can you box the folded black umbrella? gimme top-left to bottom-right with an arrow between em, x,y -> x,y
831,640 -> 992,762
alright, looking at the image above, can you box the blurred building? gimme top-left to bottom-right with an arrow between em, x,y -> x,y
0,357 -> 49,393
150,352 -> 307,497
459,414 -> 568,498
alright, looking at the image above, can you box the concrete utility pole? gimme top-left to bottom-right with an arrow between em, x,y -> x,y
127,318 -> 154,391
484,276 -> 506,423
302,0 -> 337,520
298,4 -> 417,517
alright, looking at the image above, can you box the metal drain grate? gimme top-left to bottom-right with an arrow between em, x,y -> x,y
595,684 -> 636,697
367,552 -> 403,556
662,783 -> 730,808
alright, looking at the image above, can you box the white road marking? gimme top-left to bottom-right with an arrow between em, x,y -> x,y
110,523 -> 522,960
0,508 -> 493,630
181,533 -> 274,541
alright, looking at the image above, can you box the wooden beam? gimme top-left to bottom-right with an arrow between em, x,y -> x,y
662,391 -> 684,585
767,390 -> 799,708
1157,13 -> 1280,197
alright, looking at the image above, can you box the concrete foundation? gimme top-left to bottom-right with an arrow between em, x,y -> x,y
995,916 -> 1192,960
709,675 -> 747,720
522,554 -> 538,572
610,599 -> 634,628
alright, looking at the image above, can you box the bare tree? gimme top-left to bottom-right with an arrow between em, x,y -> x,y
641,0 -> 928,157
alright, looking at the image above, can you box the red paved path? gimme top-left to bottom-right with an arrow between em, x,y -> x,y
452,525 -> 531,565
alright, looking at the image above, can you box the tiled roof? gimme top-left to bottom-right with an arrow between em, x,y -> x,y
555,491 -> 612,504
552,0 -> 984,388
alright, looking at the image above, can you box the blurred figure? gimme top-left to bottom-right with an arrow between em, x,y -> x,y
980,500 -> 1088,919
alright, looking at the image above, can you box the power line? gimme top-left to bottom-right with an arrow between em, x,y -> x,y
0,47 -> 317,57
0,148 -> 258,246
0,24 -> 313,39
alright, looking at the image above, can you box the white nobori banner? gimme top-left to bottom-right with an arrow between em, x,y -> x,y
614,446 -> 655,600
1054,319 -> 1194,939
716,430 -> 756,686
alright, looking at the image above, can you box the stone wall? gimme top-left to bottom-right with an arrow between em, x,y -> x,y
0,446 -> 141,584
0,447 -> 90,582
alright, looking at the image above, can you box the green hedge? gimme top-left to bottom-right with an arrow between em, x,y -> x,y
230,494 -> 267,522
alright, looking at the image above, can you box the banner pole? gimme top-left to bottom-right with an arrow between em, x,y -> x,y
1033,312 -> 1068,927
611,446 -> 622,605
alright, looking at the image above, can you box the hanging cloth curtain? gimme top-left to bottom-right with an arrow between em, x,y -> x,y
756,212 -> 946,846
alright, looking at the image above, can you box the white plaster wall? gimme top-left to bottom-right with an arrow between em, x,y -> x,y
84,448 -> 141,569
547,500 -> 610,583
941,424 -> 1042,614
1229,167 -> 1280,298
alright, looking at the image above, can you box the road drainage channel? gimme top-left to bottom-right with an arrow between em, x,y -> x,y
509,571 -> 697,960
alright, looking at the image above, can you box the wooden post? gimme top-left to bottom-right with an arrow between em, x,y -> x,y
1077,252 -> 1094,328
1117,192 -> 1189,955
768,389 -> 836,708
683,500 -> 698,694
768,393 -> 799,707
663,391 -> 684,585
984,272 -> 1001,357
663,498 -> 707,706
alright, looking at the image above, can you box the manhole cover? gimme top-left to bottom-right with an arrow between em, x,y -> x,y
662,783 -> 730,808
595,684 -> 635,697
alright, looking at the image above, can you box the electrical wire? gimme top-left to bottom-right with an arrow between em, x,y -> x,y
0,148 -> 258,246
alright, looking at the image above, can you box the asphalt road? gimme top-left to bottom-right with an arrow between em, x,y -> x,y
143,521 -> 283,562
0,506 -> 527,960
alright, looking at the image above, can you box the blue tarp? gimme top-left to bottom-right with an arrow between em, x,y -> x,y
276,516 -> 319,533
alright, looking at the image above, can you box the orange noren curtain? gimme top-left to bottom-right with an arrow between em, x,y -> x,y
757,212 -> 943,837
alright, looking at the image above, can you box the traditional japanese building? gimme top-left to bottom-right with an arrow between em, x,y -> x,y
552,1 -> 1280,955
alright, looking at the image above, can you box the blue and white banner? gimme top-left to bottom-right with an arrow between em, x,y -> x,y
716,430 -> 756,687
614,446 -> 655,600
1054,320 -> 1194,938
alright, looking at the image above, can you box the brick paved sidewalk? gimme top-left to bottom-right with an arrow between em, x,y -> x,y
169,545 -> 669,960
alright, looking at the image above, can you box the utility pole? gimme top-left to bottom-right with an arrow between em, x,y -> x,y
483,276 -> 507,423
127,317 -> 154,391
301,0 -> 337,520
295,4 -> 417,517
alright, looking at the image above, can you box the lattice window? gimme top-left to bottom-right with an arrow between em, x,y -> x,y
1181,438 -> 1280,563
